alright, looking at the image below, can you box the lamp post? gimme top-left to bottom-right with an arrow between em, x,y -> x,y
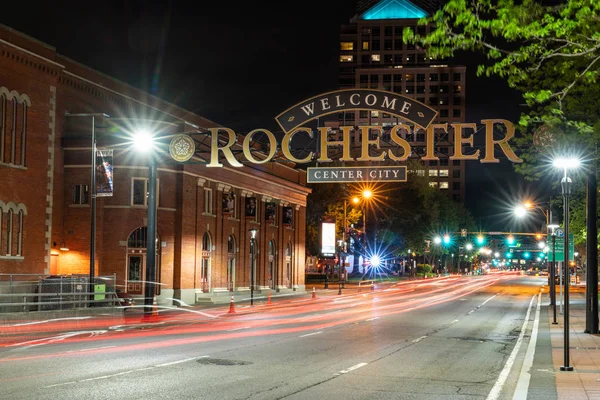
133,129 -> 158,316
65,112 -> 110,306
554,156 -> 580,372
549,224 -> 559,324
249,228 -> 258,306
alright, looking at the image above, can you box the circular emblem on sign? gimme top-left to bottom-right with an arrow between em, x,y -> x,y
555,228 -> 564,238
533,124 -> 562,151
169,134 -> 195,162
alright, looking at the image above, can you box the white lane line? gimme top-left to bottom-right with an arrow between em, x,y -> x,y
44,357 -> 207,388
412,335 -> 427,343
156,357 -> 198,367
299,331 -> 323,338
339,363 -> 368,374
366,317 -> 380,321
467,293 -> 499,316
513,292 -> 542,400
227,326 -> 250,331
486,295 -> 536,400
450,319 -> 459,324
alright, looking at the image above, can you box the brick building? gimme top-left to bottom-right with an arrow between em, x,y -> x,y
0,25 -> 310,305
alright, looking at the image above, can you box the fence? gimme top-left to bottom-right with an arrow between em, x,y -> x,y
0,274 -> 119,313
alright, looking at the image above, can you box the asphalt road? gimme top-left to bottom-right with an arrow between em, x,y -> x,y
0,274 -> 555,400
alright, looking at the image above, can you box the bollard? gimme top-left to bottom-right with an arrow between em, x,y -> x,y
152,294 -> 159,316
312,287 -> 316,299
267,291 -> 272,305
371,282 -> 374,291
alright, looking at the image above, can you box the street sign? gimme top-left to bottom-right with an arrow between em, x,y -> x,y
555,228 -> 564,238
461,229 -> 467,237
547,233 -> 574,262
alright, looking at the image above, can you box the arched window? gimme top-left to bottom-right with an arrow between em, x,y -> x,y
127,226 -> 148,248
201,232 -> 212,292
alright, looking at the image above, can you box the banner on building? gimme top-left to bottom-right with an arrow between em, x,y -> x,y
245,197 -> 257,218
282,206 -> 293,226
96,149 -> 113,197
265,202 -> 276,223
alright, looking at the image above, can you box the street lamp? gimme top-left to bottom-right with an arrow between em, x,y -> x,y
65,112 -> 110,307
249,228 -> 258,306
134,129 -> 157,316
553,156 -> 580,372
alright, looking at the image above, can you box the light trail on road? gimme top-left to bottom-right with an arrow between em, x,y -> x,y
0,274 -> 519,360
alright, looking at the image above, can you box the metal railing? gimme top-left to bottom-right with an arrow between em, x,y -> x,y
0,273 -> 119,313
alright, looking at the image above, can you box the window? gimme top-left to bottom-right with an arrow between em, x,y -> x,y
384,39 -> 393,50
204,188 -> 213,214
453,97 -> 461,106
372,40 -> 380,51
453,160 -> 461,166
405,85 -> 414,94
405,54 -> 415,63
429,170 -> 438,177
440,109 -> 449,118
0,88 -> 30,168
453,72 -> 461,81
340,42 -> 354,50
416,132 -> 425,142
371,54 -> 381,62
362,41 -> 369,50
429,73 -> 439,82
395,26 -> 403,36
439,169 -> 449,177
370,75 -> 379,84
429,182 -> 438,187
453,109 -> 461,118
453,85 -> 462,93
384,54 -> 393,64
440,158 -> 449,166
372,27 -> 380,36
371,111 -> 379,118
416,170 -> 425,176
72,184 -> 89,204
359,110 -> 369,118
362,55 -> 370,64
453,182 -> 461,190
0,204 -> 25,257
429,97 -> 438,106
393,74 -> 402,83
394,54 -> 403,64
416,85 -> 425,94
440,182 -> 449,189
453,169 -> 461,178
360,75 -> 368,88
384,26 -> 393,36
394,39 -> 403,50
417,74 -> 426,82
340,55 -> 354,62
441,73 -> 449,81
429,85 -> 439,94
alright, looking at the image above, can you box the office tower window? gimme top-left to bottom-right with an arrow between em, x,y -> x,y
417,74 -> 426,82
429,73 -> 439,82
440,109 -> 449,117
453,72 -> 462,81
441,73 -> 449,81
453,169 -> 461,178
453,182 -> 461,190
340,42 -> 354,50
440,182 -> 449,189
384,26 -> 393,36
384,54 -> 393,64
340,55 -> 354,62
372,27 -> 380,36
362,41 -> 369,50
372,40 -> 380,51
371,54 -> 381,62
384,39 -> 393,50
394,39 -> 403,50
453,109 -> 461,118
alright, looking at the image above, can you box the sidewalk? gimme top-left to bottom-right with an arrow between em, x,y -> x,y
548,285 -> 600,399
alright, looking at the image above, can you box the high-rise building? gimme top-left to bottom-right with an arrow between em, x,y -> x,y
335,0 -> 466,202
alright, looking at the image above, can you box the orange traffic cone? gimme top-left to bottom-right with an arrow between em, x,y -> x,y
267,291 -> 272,305
228,295 -> 236,314
312,287 -> 316,299
152,294 -> 159,316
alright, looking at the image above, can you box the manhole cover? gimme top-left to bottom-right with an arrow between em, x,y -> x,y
197,358 -> 252,366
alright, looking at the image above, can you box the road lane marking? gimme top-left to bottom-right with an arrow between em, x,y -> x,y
513,292 -> 542,400
299,331 -> 323,338
486,295 -> 536,400
339,363 -> 368,374
467,293 -> 499,316
366,317 -> 380,321
227,326 -> 250,331
156,357 -> 198,367
412,335 -> 427,343
44,356 -> 207,388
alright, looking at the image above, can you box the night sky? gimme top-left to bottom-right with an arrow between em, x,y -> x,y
2,1 -> 549,230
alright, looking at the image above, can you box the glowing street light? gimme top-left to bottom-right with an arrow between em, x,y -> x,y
434,236 -> 442,245
465,243 -> 473,251
553,155 -> 581,372
514,205 -> 527,218
134,128 -> 158,316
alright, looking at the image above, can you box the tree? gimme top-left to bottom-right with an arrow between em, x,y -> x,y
404,0 -> 600,247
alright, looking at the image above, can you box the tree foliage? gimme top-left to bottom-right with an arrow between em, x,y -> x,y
405,0 -> 600,248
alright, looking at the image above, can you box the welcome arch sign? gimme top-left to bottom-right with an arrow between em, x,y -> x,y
170,89 -> 522,183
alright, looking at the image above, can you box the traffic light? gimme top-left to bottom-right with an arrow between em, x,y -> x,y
505,252 -> 512,258
506,235 -> 515,245
476,235 -> 484,245
523,252 -> 530,259
443,234 -> 451,244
